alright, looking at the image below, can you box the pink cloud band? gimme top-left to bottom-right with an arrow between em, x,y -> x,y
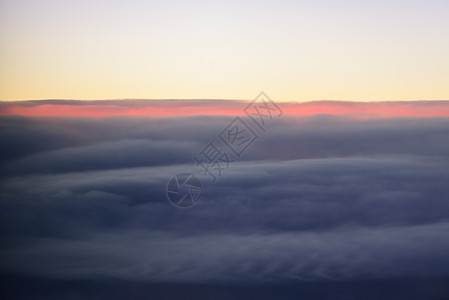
1,100 -> 449,117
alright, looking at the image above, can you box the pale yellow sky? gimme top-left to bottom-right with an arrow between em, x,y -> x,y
1,0 -> 448,101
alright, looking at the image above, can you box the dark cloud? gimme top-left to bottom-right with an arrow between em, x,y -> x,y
1,113 -> 449,298
0,116 -> 228,165
2,115 -> 449,175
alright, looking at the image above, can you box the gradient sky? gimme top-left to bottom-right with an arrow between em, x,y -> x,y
1,0 -> 449,101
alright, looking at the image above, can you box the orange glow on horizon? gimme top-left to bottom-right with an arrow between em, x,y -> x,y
0,104 -> 241,117
1,101 -> 449,118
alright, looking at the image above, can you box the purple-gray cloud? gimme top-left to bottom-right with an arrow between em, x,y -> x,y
1,113 -> 449,299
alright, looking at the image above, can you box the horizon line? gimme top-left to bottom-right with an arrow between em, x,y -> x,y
1,98 -> 449,103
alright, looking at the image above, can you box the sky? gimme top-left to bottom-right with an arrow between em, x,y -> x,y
1,0 -> 449,101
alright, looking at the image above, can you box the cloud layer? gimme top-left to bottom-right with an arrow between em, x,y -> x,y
1,102 -> 449,297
